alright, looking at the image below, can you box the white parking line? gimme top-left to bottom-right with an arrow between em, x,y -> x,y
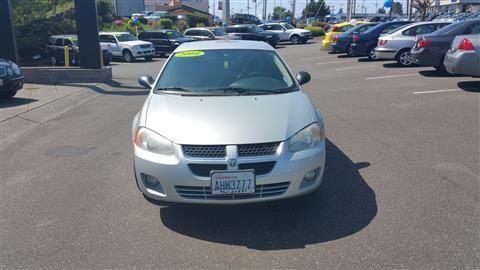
315,60 -> 351,65
301,55 -> 337,60
413,89 -> 461,95
366,73 -> 419,80
336,65 -> 378,71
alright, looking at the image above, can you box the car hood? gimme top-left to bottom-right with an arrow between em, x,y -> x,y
290,29 -> 310,34
120,40 -> 152,46
145,91 -> 317,145
171,37 -> 194,43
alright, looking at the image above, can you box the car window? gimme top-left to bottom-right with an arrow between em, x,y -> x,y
100,35 -> 117,43
381,24 -> 400,34
211,28 -> 226,36
200,30 -> 212,37
337,25 -> 351,32
270,25 -> 284,31
184,30 -> 194,36
156,49 -> 296,93
403,24 -> 436,36
282,23 -> 295,30
466,23 -> 480,34
54,38 -> 63,46
48,38 -> 56,45
64,39 -> 74,46
115,33 -> 137,42
166,31 -> 183,38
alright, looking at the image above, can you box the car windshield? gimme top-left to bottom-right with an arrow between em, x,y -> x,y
115,33 -> 138,42
252,25 -> 264,32
345,24 -> 373,34
282,23 -> 295,29
166,31 -> 183,38
155,49 -> 297,94
211,28 -> 226,36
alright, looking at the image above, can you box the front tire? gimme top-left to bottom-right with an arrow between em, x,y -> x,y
123,50 -> 133,63
367,46 -> 378,61
0,88 -> 17,99
145,56 -> 153,61
346,45 -> 354,57
290,35 -> 300,45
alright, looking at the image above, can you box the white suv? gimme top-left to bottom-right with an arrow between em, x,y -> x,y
99,32 -> 155,62
260,23 -> 312,45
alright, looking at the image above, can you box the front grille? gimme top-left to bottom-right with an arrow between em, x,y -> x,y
188,161 -> 276,177
238,142 -> 280,157
140,44 -> 151,48
183,145 -> 226,158
188,164 -> 227,177
239,161 -> 276,175
175,182 -> 290,200
0,67 -> 6,77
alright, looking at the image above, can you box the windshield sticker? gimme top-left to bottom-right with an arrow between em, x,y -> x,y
175,51 -> 205,57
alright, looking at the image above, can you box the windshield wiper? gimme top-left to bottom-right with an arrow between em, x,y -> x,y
157,87 -> 192,92
205,87 -> 283,95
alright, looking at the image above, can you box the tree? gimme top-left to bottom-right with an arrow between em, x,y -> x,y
338,7 -> 344,14
413,0 -> 434,20
391,2 -> 403,15
302,0 -> 330,19
272,6 -> 292,20
378,7 -> 386,14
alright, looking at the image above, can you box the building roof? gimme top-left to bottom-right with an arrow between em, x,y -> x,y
175,40 -> 275,52
155,2 -> 212,17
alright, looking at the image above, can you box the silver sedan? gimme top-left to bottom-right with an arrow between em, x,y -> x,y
132,40 -> 326,204
444,34 -> 480,77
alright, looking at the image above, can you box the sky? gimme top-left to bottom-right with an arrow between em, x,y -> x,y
209,0 -> 410,18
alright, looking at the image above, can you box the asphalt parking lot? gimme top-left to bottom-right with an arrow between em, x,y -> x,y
1,39 -> 479,268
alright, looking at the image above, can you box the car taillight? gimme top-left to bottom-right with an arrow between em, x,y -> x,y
329,25 -> 338,32
417,39 -> 432,48
333,35 -> 339,42
458,38 -> 475,51
378,39 -> 388,46
353,34 -> 360,43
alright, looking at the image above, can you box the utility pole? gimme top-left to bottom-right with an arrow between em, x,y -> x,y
263,0 -> 267,20
408,0 -> 413,20
375,0 -> 378,14
222,0 -> 230,24
247,0 -> 250,14
347,0 -> 352,20
292,0 -> 296,23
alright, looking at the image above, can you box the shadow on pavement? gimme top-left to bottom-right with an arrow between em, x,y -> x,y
58,80 -> 149,96
383,63 -> 417,68
159,139 -> 377,250
337,54 -> 353,58
418,70 -> 456,77
457,81 -> 480,93
0,97 -> 38,109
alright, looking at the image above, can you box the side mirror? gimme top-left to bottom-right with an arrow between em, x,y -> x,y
296,71 -> 311,85
138,75 -> 155,89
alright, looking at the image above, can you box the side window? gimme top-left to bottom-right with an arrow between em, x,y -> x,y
184,30 -> 193,36
466,23 -> 480,34
100,35 -> 115,43
54,38 -> 64,46
381,25 -> 398,34
159,33 -> 169,39
48,38 -> 56,45
64,39 -> 73,46
403,26 -> 418,36
416,25 -> 436,35
262,25 -> 271,30
272,25 -> 284,31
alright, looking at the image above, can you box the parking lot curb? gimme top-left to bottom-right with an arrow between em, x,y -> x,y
0,86 -> 99,145
22,67 -> 113,84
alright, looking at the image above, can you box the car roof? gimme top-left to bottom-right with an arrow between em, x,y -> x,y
175,40 -> 275,52
50,35 -> 77,38
334,21 -> 369,27
186,27 -> 211,30
228,24 -> 255,27
99,32 -> 130,35
144,29 -> 176,32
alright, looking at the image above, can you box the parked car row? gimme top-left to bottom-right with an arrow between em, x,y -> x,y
329,18 -> 480,77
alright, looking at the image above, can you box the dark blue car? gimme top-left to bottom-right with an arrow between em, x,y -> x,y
350,21 -> 413,60
331,23 -> 380,55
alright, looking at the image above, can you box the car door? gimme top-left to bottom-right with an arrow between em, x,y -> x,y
100,34 -> 121,56
156,32 -> 171,53
265,24 -> 287,40
54,38 -> 65,62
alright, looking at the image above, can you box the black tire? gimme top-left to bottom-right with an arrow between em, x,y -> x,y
0,88 -> 17,98
395,49 -> 413,67
290,35 -> 300,45
301,39 -> 308,44
123,50 -> 133,63
103,60 -> 110,66
346,45 -> 354,57
367,46 -> 378,61
145,56 -> 153,61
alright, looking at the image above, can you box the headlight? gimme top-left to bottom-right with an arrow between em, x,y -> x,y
6,67 -> 13,76
288,123 -> 325,152
266,35 -> 272,38
300,32 -> 307,35
11,63 -> 21,75
134,127 -> 174,155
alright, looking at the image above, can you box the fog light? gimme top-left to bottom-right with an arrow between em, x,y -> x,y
144,174 -> 159,187
303,169 -> 318,182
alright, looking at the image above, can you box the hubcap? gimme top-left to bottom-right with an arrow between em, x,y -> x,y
400,52 -> 412,66
125,53 -> 132,62
369,49 -> 377,60
292,36 -> 298,44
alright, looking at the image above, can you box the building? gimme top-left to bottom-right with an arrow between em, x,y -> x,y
145,0 -> 209,13
433,0 -> 480,13
114,0 -> 145,17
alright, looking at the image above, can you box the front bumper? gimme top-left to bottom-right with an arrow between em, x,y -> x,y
132,48 -> 155,58
322,39 -> 333,49
134,141 -> 326,205
331,40 -> 349,53
374,47 -> 397,60
0,76 -> 24,93
444,50 -> 480,77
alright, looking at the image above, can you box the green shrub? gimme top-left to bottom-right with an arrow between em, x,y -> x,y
186,14 -> 209,27
312,20 -> 328,28
159,18 -> 174,29
304,26 -> 325,37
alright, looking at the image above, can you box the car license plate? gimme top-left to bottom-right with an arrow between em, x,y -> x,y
211,170 -> 255,195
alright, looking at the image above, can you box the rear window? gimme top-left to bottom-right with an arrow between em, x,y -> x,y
226,27 -> 249,33
431,21 -> 464,35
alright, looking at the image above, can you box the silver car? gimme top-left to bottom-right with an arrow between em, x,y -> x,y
444,34 -> 480,77
375,22 -> 450,66
132,40 -> 326,204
